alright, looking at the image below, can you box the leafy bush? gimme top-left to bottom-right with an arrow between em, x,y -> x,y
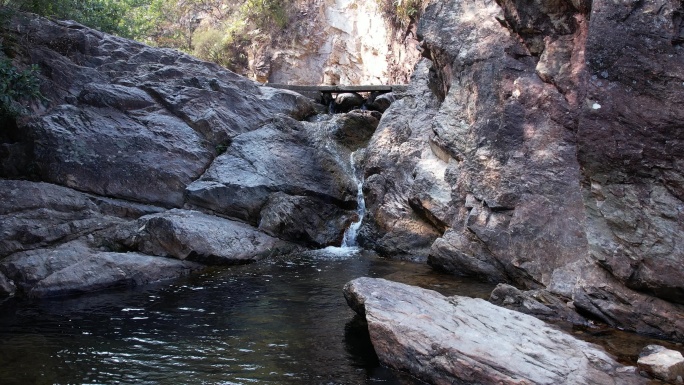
2,0 -> 134,36
376,0 -> 423,29
0,56 -> 41,118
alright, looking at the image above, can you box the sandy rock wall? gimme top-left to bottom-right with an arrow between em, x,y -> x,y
249,0 -> 421,85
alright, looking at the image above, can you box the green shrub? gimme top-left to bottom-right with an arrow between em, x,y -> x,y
2,0 -> 133,36
192,26 -> 249,74
376,0 -> 423,29
0,55 -> 41,118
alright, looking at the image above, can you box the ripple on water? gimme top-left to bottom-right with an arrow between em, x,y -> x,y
3,251 -> 676,384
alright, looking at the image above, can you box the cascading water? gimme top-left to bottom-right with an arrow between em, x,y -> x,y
341,151 -> 365,248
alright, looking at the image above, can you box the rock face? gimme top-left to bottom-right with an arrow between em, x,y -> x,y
249,0 -> 421,85
2,15 -> 315,207
358,0 -> 684,339
344,277 -> 646,385
0,14 -> 375,297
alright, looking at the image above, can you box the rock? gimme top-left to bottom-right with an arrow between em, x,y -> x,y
0,180 -> 124,258
333,93 -> 364,112
637,345 -> 684,383
0,272 -> 16,297
258,192 -> 355,247
356,0 -> 684,339
576,0 -> 684,306
186,116 -> 357,226
344,277 -> 646,385
358,60 -> 448,259
490,283 -> 588,325
3,13 -> 317,206
326,110 -> 381,151
127,209 -> 298,265
553,261 -> 684,342
0,240 -> 200,298
248,0 -> 420,85
367,92 -> 396,113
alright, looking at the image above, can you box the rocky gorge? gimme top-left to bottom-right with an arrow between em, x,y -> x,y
0,0 -> 683,383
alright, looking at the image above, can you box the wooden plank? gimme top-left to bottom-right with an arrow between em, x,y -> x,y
265,84 -> 406,93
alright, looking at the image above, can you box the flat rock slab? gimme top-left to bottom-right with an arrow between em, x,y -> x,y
0,241 -> 200,298
0,180 -> 123,258
130,209 -> 298,265
344,277 -> 646,385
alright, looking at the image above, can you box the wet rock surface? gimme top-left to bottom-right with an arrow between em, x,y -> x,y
344,277 -> 646,385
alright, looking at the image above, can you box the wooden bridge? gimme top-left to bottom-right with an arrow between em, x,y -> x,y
265,84 -> 408,107
265,84 -> 408,94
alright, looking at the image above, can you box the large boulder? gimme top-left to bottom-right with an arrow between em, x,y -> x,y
637,345 -> 684,383
186,116 -> 358,227
358,61 -> 446,259
125,209 -> 298,265
258,192 -> 355,247
0,240 -> 200,298
2,14 -> 316,207
344,277 -> 646,385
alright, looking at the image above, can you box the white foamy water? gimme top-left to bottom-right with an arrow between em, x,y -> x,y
342,152 -> 365,248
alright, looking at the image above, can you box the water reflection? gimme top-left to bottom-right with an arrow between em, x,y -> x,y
2,249 -> 677,385
0,250 -> 489,385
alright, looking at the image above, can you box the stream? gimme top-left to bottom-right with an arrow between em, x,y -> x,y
0,248 -> 494,385
0,248 -> 681,384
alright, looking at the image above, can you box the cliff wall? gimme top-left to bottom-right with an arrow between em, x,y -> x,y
360,0 -> 684,340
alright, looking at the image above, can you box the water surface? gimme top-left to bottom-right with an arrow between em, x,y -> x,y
0,248 -> 493,385
1,248 -> 680,385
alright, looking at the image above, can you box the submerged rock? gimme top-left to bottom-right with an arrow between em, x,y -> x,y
344,277 -> 646,385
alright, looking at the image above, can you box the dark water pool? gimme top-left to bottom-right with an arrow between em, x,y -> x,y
0,248 -> 494,385
0,247 -> 680,385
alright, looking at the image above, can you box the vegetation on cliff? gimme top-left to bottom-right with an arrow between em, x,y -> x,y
1,0 -> 421,75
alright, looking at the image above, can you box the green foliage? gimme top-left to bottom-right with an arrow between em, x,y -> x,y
376,0 -> 423,28
240,0 -> 291,31
2,0 -> 135,36
0,55 -> 41,118
0,0 -> 299,74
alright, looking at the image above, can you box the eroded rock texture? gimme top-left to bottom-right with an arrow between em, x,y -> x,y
344,277 -> 646,385
359,0 -> 684,340
0,14 -> 375,297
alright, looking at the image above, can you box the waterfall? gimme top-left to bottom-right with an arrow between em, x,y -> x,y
341,152 -> 365,248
